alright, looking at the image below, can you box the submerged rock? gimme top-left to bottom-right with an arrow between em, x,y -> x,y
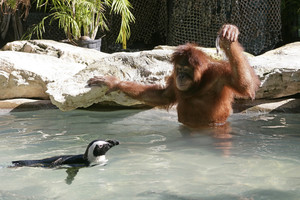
0,40 -> 299,111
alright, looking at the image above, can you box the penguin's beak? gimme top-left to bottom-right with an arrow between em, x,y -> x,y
105,139 -> 120,148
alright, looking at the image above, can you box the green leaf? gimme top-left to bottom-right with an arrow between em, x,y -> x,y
22,0 -> 134,48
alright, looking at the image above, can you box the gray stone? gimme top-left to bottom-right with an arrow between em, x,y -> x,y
2,40 -> 107,64
0,50 -> 86,100
47,49 -> 174,110
249,42 -> 300,99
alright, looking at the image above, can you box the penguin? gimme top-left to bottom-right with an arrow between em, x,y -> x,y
12,139 -> 119,168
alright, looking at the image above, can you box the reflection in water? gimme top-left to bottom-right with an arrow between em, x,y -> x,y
179,123 -> 233,157
65,167 -> 80,185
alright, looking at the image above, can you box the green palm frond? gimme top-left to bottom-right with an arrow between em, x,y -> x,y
111,0 -> 135,49
22,14 -> 49,39
22,0 -> 134,48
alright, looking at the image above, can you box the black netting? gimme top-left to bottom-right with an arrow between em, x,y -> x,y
24,12 -> 105,42
167,1 -> 232,47
23,12 -> 67,41
231,0 -> 282,54
102,0 -> 168,52
104,0 -> 281,55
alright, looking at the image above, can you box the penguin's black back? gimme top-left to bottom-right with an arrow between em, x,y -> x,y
12,154 -> 89,168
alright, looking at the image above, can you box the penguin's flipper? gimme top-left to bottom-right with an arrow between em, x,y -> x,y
50,157 -> 64,167
45,156 -> 78,167
57,155 -> 88,167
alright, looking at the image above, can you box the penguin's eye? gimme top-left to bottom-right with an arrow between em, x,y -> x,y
98,144 -> 103,148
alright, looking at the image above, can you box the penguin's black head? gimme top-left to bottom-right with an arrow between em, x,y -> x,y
84,139 -> 119,164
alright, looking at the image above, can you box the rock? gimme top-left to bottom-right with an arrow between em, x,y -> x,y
47,49 -> 174,111
0,99 -> 55,111
233,97 -> 300,113
2,40 -> 107,65
249,42 -> 300,99
0,50 -> 86,100
0,40 -> 299,111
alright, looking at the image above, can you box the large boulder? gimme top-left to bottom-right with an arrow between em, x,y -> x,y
0,51 -> 87,100
0,40 -> 299,111
47,49 -> 173,110
250,42 -> 300,99
0,40 -> 106,102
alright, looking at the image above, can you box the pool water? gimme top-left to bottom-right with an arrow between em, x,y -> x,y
0,108 -> 300,200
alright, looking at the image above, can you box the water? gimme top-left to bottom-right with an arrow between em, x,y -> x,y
0,108 -> 300,200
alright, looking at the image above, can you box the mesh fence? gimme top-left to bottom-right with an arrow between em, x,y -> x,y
102,0 -> 168,52
104,0 -> 281,55
23,0 -> 281,55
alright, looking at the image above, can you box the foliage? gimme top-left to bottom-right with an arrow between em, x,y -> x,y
24,0 -> 135,48
111,0 -> 134,48
0,0 -> 31,18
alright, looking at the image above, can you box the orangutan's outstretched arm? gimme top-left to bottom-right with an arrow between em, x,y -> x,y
88,76 -> 176,107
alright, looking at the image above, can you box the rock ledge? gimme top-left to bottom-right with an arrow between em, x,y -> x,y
1,40 -> 299,112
